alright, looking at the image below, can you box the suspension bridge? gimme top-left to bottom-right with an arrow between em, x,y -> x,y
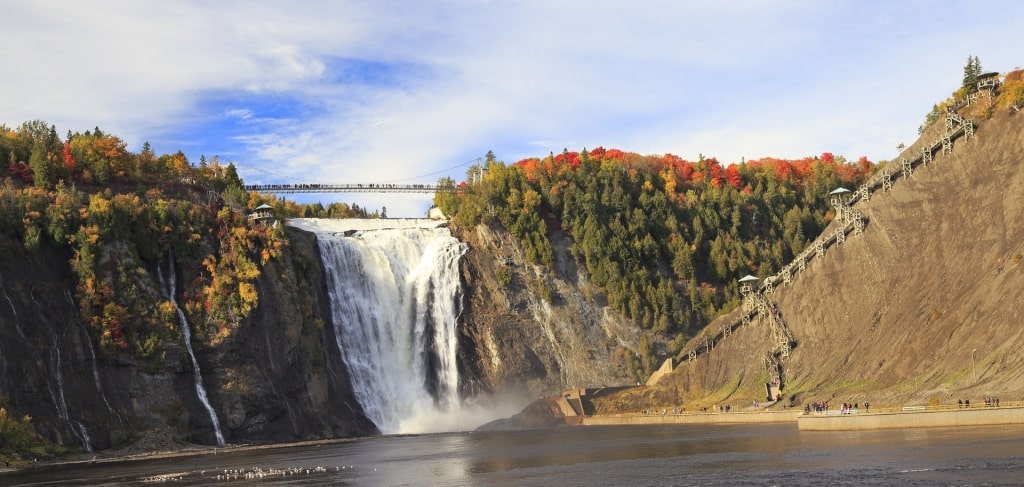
242,183 -> 455,194
240,157 -> 484,194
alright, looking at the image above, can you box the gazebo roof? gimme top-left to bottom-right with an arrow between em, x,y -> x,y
738,274 -> 759,283
829,187 -> 852,195
254,204 -> 273,210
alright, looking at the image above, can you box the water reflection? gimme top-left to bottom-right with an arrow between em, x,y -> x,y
5,423 -> 1024,486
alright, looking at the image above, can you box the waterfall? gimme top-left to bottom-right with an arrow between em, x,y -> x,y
78,323 -> 116,418
0,270 -> 28,342
68,289 -> 117,421
50,332 -> 90,451
159,256 -> 225,446
76,422 -> 92,452
292,219 -> 468,434
3,270 -> 91,450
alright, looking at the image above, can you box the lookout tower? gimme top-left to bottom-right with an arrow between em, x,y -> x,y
830,187 -> 865,235
739,275 -> 759,326
739,274 -> 759,295
829,187 -> 852,208
249,203 -> 274,224
977,71 -> 1000,91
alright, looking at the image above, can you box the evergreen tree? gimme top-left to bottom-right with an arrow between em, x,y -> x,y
224,162 -> 243,188
962,55 -> 983,95
29,140 -> 53,188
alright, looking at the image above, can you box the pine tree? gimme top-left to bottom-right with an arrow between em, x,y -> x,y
29,140 -> 53,188
962,55 -> 983,95
224,162 -> 243,188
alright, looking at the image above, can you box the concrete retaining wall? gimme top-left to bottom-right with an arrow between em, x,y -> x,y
798,406 -> 1024,431
582,410 -> 802,426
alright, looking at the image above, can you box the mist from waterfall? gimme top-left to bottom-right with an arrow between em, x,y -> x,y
292,218 -> 484,434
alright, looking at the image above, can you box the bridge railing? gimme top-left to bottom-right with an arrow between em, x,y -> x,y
676,92 -> 988,369
243,183 -> 453,194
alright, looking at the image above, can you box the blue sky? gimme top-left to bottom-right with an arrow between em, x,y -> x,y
2,1 -> 1022,217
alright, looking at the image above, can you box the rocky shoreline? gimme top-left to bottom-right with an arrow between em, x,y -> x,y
0,431 -> 366,475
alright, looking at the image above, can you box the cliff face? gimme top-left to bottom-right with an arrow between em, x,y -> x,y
664,110 -> 1024,407
455,222 -> 636,399
0,202 -> 634,451
205,228 -> 376,442
8,107 -> 1021,447
0,226 -> 376,452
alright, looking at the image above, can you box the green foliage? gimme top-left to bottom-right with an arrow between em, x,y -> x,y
0,408 -> 66,461
0,119 -> 307,361
535,279 -> 554,303
445,148 -> 874,370
496,267 -> 513,286
961,55 -> 983,96
433,176 -> 460,217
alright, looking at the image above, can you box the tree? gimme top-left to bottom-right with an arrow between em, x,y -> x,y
28,140 -> 53,188
224,162 -> 243,188
961,55 -> 982,95
995,69 -> 1024,111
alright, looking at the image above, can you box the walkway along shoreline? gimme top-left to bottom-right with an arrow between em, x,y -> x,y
578,404 -> 1024,431
797,404 -> 1024,431
581,409 -> 801,426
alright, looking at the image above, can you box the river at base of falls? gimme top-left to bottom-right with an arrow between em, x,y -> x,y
7,423 -> 1024,486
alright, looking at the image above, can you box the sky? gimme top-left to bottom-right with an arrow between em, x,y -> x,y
2,1 -> 1022,217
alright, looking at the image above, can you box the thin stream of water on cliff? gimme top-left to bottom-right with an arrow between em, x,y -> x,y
50,332 -> 90,452
0,270 -> 29,342
160,256 -> 224,446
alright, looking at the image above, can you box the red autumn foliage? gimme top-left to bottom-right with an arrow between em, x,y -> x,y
7,161 -> 33,184
724,165 -> 742,189
554,151 -> 580,169
509,146 -> 874,192
603,149 -> 625,161
706,158 -> 724,189
62,142 -> 77,175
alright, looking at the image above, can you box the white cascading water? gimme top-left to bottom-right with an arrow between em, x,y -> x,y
291,218 -> 468,434
78,323 -> 116,418
51,333 -> 91,452
0,270 -> 28,342
159,256 -> 225,446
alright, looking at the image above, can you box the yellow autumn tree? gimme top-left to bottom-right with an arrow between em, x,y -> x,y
996,69 -> 1024,112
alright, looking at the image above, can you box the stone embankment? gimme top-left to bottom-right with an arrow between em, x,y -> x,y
582,409 -> 801,426
579,402 -> 1024,430
798,403 -> 1024,431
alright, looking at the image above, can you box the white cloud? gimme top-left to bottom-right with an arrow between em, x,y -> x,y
3,1 -> 1024,216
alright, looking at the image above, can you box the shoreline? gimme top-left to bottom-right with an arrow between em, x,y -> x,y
581,408 -> 802,426
798,404 -> 1024,431
578,403 -> 1024,431
0,436 -> 368,475
8,405 -> 1024,473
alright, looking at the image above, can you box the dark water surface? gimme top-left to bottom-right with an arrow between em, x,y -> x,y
5,423 -> 1024,486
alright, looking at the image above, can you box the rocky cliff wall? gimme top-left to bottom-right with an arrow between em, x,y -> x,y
664,110 -> 1024,408
0,226 -> 376,452
455,222 -> 637,399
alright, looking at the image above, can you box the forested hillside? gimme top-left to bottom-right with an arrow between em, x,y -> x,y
436,147 -> 876,371
0,125 -> 377,460
0,125 -> 380,354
